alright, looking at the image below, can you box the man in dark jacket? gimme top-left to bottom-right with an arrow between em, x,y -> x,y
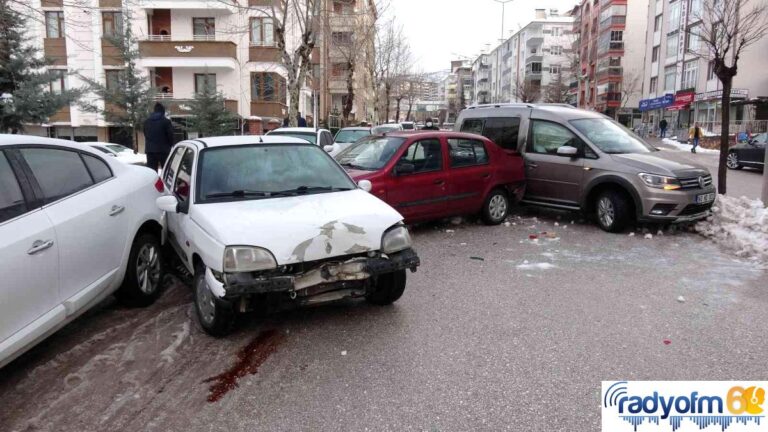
297,112 -> 307,127
422,119 -> 439,130
143,103 -> 174,170
659,118 -> 668,138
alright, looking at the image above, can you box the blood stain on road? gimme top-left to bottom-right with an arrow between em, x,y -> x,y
204,329 -> 285,402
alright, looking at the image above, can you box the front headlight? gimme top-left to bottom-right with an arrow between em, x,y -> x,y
223,246 -> 277,272
638,173 -> 682,190
381,225 -> 412,254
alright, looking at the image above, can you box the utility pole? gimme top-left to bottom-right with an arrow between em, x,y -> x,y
493,0 -> 514,44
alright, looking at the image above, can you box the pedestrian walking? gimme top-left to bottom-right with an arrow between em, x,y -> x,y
422,119 -> 439,130
297,112 -> 307,127
282,116 -> 289,127
659,119 -> 668,138
689,122 -> 702,153
143,103 -> 174,170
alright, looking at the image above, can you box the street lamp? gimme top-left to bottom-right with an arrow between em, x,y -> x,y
492,0 -> 515,44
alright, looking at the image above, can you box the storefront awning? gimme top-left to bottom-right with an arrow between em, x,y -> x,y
639,94 -> 674,112
666,91 -> 695,111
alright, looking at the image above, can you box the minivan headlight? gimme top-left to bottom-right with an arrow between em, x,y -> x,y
638,173 -> 682,190
381,225 -> 412,254
223,246 -> 277,272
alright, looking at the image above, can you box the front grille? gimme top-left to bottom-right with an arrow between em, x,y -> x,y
678,202 -> 713,216
679,174 -> 713,190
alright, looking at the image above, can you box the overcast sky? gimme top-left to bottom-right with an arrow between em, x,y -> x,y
384,0 -> 578,73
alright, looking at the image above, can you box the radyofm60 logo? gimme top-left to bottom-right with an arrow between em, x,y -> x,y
602,381 -> 767,432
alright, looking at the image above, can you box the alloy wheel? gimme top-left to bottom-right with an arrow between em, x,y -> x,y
597,197 -> 615,228
196,274 -> 217,325
136,244 -> 161,295
488,194 -> 508,221
727,152 -> 739,169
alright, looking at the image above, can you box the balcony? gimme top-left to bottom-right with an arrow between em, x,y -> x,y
599,15 -> 626,31
137,0 -> 234,10
139,40 -> 238,67
597,91 -> 622,102
526,36 -> 543,47
526,55 -> 543,65
154,95 -> 239,116
49,106 -> 71,123
596,66 -> 623,81
44,38 -> 67,66
250,101 -> 287,119
249,46 -> 281,63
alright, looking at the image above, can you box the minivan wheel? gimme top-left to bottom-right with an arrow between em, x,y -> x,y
366,270 -> 407,305
727,151 -> 742,170
194,266 -> 236,337
481,189 -> 509,225
116,233 -> 163,307
595,190 -> 631,233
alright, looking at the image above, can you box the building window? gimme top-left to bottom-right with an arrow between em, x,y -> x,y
682,60 -> 698,89
333,0 -> 354,14
550,45 -> 562,56
666,32 -> 679,59
102,12 -> 123,37
530,62 -> 542,73
668,1 -> 681,32
49,70 -> 66,94
105,70 -> 122,90
332,32 -> 353,45
707,60 -> 716,80
685,26 -> 700,52
550,64 -> 561,75
45,11 -> 65,38
332,62 -> 350,77
193,17 -> 216,40
652,46 -> 660,62
251,72 -> 286,103
250,17 -> 274,46
664,65 -> 676,92
654,14 -> 662,32
551,27 -> 561,36
194,73 -> 216,94
650,76 -> 658,93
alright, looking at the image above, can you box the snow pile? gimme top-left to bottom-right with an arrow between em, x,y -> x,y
695,195 -> 768,261
662,138 -> 720,154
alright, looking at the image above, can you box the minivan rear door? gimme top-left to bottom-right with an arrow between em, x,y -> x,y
524,120 -> 585,207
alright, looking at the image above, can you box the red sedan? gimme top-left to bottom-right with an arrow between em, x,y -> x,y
335,131 -> 525,224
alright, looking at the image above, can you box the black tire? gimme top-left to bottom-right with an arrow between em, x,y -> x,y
594,189 -> 632,233
481,188 -> 509,225
116,233 -> 163,307
727,151 -> 743,170
194,266 -> 236,337
366,270 -> 407,305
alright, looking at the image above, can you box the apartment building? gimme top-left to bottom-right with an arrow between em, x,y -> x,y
639,0 -> 768,135
571,0 -> 648,123
23,0 -> 375,146
472,9 -> 574,105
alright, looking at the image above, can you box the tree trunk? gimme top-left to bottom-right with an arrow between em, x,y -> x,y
384,84 -> 391,124
343,64 -> 355,127
717,79 -> 732,194
395,98 -> 401,123
762,136 -> 768,207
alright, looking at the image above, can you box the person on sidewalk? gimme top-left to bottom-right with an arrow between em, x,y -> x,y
659,119 -> 668,138
143,103 -> 175,170
422,119 -> 439,130
297,112 -> 307,127
689,122 -> 702,153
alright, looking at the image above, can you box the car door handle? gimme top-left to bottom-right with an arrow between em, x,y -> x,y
28,239 -> 54,255
109,205 -> 126,216
434,179 -> 445,185
481,173 -> 491,179
526,163 -> 538,169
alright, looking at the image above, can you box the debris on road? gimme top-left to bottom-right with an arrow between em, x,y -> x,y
663,339 -> 672,345
504,221 -> 511,227
341,350 -> 347,356
445,229 -> 455,233
644,234 -> 653,240
529,234 -> 538,240
450,217 -> 463,226
470,256 -> 485,261
516,262 -> 556,270
677,296 -> 686,303
629,232 -> 636,237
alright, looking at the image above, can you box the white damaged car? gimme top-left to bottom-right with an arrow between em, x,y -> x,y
156,136 -> 420,336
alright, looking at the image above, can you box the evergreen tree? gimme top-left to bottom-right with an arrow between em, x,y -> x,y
185,83 -> 238,138
80,13 -> 154,149
0,0 -> 81,133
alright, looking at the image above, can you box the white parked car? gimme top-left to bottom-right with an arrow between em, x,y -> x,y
88,142 -> 147,165
371,123 -> 404,135
0,135 -> 165,368
324,127 -> 372,157
156,136 -> 420,336
266,127 -> 334,148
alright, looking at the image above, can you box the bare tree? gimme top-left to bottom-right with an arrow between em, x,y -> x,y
371,19 -> 409,123
689,0 -> 768,194
616,71 -> 641,121
543,70 -> 570,104
404,71 -> 425,121
514,80 -> 540,103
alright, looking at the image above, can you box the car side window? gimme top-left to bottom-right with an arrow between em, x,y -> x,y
483,117 -> 521,151
528,120 -> 582,155
322,131 -> 333,147
20,148 -> 94,203
164,146 -> 186,188
82,154 -> 113,183
173,149 -> 194,203
400,139 -> 442,173
448,138 -> 489,168
460,119 -> 484,135
0,152 -> 28,224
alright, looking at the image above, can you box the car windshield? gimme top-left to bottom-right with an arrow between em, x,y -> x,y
197,144 -> 355,202
335,129 -> 371,143
106,144 -> 131,153
268,131 -> 317,145
371,125 -> 401,135
91,146 -> 115,155
335,136 -> 405,171
570,118 -> 655,154
401,123 -> 415,130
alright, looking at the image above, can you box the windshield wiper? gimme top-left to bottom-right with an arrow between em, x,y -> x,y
340,161 -> 372,170
275,186 -> 352,195
205,190 -> 271,199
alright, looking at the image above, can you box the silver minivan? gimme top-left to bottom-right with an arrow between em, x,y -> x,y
455,104 -> 716,232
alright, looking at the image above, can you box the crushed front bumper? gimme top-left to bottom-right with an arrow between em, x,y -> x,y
216,248 -> 420,298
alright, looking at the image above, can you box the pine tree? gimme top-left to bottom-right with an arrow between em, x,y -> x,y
185,84 -> 237,138
80,13 -> 154,149
0,0 -> 81,133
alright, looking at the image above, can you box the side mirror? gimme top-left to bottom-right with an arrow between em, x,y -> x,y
156,195 -> 180,213
358,179 -> 372,192
557,145 -> 579,157
324,145 -> 334,152
394,161 -> 415,176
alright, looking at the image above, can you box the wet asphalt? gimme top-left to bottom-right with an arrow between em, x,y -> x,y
1,210 -> 767,432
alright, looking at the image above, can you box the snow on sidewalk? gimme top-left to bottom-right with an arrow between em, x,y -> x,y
695,195 -> 768,261
662,138 -> 720,154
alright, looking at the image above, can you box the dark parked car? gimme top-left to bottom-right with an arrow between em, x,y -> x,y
728,132 -> 767,171
336,131 -> 525,225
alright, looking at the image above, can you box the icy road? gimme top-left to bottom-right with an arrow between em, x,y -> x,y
1,211 -> 766,431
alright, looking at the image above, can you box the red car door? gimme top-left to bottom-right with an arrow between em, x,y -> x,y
386,137 -> 448,222
445,136 -> 493,214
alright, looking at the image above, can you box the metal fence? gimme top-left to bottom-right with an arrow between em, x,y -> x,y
698,120 -> 768,135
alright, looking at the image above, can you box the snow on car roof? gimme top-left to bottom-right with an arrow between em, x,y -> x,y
268,127 -> 330,133
0,135 -> 108,154
191,135 -> 315,148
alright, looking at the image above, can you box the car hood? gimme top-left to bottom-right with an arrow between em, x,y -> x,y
609,153 -> 709,177
190,189 -> 403,265
344,168 -> 381,181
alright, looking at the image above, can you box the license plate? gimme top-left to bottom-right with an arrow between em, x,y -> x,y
696,193 -> 715,204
